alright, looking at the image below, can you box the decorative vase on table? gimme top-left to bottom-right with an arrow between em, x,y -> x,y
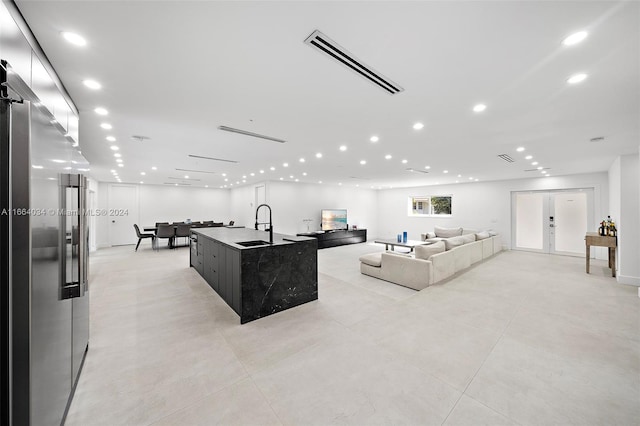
402,231 -> 407,243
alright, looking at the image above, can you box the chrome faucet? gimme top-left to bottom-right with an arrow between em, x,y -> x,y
255,203 -> 273,244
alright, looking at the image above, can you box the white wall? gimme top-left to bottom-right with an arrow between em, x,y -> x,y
609,154 -> 640,286
376,172 -> 609,251
96,182 -> 231,247
229,181 -> 378,237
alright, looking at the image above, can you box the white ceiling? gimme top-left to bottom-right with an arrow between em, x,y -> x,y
15,1 -> 640,189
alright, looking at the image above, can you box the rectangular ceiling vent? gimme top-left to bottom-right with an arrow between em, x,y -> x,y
304,30 -> 404,95
406,168 -> 429,174
175,168 -> 216,174
497,154 -> 515,163
218,126 -> 286,143
524,168 -> 551,172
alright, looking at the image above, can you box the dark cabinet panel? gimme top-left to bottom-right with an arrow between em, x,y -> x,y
296,229 -> 366,249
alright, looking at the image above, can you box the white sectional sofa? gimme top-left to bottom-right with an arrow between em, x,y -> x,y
359,228 -> 501,291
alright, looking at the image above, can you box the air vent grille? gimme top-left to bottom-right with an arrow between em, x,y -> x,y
304,30 -> 404,95
218,126 -> 285,143
407,168 -> 429,174
188,154 -> 238,163
524,168 -> 551,172
175,168 -> 216,174
498,154 -> 515,163
131,135 -> 151,142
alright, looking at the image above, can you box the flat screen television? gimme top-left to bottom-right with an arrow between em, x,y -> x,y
321,209 -> 348,231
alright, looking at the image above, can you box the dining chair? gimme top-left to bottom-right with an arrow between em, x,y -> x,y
228,220 -> 235,226
134,224 -> 155,251
155,224 -> 175,250
174,223 -> 192,247
212,222 -> 224,227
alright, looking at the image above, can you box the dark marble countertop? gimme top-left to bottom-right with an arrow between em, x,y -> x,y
191,227 -> 315,250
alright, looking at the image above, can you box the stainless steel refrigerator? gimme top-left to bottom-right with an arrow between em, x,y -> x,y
1,60 -> 90,425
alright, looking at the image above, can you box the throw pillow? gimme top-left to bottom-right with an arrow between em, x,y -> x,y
426,231 -> 436,239
476,231 -> 491,240
415,241 -> 445,260
461,233 -> 476,244
434,226 -> 463,238
444,236 -> 465,250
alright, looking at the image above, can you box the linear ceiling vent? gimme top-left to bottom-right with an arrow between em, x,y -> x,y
175,168 -> 216,174
188,154 -> 238,164
131,135 -> 151,142
407,168 -> 429,174
497,154 -> 515,163
218,126 -> 286,143
304,30 -> 404,95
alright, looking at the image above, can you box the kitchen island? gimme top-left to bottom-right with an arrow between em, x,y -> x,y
190,227 -> 318,323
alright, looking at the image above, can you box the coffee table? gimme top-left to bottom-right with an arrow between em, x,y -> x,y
374,238 -> 431,252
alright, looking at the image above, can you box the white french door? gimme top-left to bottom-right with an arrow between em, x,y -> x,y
511,189 -> 593,256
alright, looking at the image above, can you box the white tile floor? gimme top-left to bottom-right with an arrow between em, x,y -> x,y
65,242 -> 640,425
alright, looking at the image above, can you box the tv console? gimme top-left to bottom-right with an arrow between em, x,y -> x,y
296,229 -> 367,249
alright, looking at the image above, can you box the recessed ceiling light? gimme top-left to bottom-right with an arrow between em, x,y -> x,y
299,158 -> 305,163
289,175 -> 294,179
222,173 -> 227,176
316,153 -> 322,158
279,177 -> 283,181
302,172 -> 307,176
443,170 -> 449,174
402,159 -> 408,164
339,145 -> 347,151
424,165 -> 431,170
537,167 -> 543,170
360,160 -> 367,165
338,183 -> 342,186
106,136 -> 116,142
110,169 -> 116,173
113,153 -> 121,158
319,181 -> 323,184
516,147 -> 525,152
110,145 -> 119,151
457,174 -> 462,178
185,175 -> 189,179
270,167 -> 275,171
205,185 -> 209,188
151,166 -> 157,170
283,163 -> 289,167
370,136 -> 379,143
525,155 -> 532,160
532,161 -> 539,165
413,122 -> 424,130
224,178 -> 228,182
83,79 -> 101,90
140,181 -> 144,184
260,170 -> 264,174
32,165 -> 43,169
116,159 -> 122,163
140,172 -> 146,175
118,164 -> 123,168
473,104 -> 487,113
469,177 -> 474,180
562,31 -> 588,46
475,179 -> 479,182
542,170 -> 548,174
61,31 -> 87,46
250,173 -> 255,176
385,155 -> 392,160
94,107 -> 108,115
100,123 -> 112,130
567,73 -> 588,84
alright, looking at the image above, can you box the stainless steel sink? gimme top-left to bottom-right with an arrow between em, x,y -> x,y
236,240 -> 272,247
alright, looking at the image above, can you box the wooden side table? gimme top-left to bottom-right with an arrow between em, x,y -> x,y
585,232 -> 617,277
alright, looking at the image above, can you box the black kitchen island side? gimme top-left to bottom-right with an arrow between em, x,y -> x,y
190,227 -> 318,323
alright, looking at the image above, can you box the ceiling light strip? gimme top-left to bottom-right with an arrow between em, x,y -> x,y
304,30 -> 404,95
188,154 -> 238,163
217,126 -> 286,143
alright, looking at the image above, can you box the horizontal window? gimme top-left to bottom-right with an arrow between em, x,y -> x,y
408,195 -> 452,216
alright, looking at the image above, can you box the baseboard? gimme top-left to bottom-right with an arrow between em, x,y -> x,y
616,274 -> 640,287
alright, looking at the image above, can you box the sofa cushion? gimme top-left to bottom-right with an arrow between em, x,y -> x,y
415,241 -> 445,260
434,226 -> 463,238
359,253 -> 382,267
476,231 -> 491,240
444,236 -> 465,250
426,231 -> 436,239
460,233 -> 476,244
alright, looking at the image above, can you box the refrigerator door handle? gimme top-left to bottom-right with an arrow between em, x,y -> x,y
59,174 -> 85,300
